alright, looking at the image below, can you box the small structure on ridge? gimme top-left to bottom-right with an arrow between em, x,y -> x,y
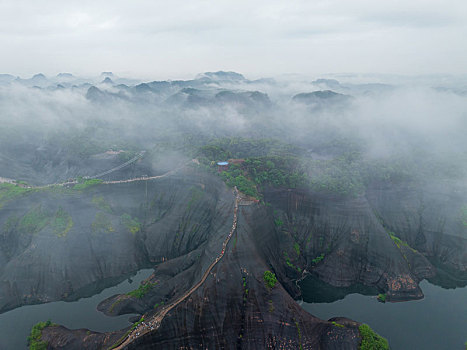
217,161 -> 229,172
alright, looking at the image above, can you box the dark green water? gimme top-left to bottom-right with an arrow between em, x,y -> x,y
300,276 -> 467,350
0,269 -> 153,350
1,268 -> 465,349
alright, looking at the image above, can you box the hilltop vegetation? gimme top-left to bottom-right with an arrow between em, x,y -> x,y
0,183 -> 33,208
28,320 -> 56,350
196,137 -> 442,198
358,324 -> 389,350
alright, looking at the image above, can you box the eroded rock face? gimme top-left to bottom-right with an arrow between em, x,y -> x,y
365,182 -> 467,276
42,201 -> 363,350
39,326 -> 121,350
3,168 -> 466,348
0,169 -> 226,313
263,187 -> 436,301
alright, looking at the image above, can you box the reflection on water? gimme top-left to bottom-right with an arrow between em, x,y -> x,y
426,258 -> 467,290
300,276 -> 467,350
0,269 -> 153,350
299,274 -> 379,303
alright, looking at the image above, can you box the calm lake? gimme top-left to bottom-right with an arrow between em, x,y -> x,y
1,268 -> 465,349
300,276 -> 467,350
0,269 -> 153,350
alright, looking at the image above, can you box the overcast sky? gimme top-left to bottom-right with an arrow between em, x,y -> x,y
1,0 -> 466,79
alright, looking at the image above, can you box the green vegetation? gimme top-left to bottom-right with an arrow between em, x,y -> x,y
92,195 -> 112,213
108,316 -> 145,350
268,300 -> 274,313
19,206 -> 51,234
294,320 -> 304,350
274,218 -> 284,227
109,298 -> 123,313
358,324 -> 389,350
243,156 -> 307,189
294,242 -> 300,256
127,281 -> 157,298
199,145 -> 232,161
73,178 -> 103,191
284,251 -> 301,272
331,321 -> 345,328
3,205 -> 72,237
120,213 -> 141,235
388,231 -> 417,253
198,138 -> 370,198
153,301 -> 165,309
51,207 -> 73,237
377,293 -> 387,303
220,167 -> 259,198
0,183 -> 33,208
263,270 -> 278,289
199,137 -> 301,160
198,138 -> 307,198
28,320 -> 55,350
197,137 -> 439,198
311,253 -> 325,265
91,212 -> 114,234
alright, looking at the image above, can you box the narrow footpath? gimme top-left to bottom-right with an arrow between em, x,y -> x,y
17,160 -> 194,190
112,187 -> 240,350
101,166 -> 182,185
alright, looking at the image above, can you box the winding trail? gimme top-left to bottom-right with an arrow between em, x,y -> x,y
21,160 -> 195,190
112,187 -> 240,350
101,166 -> 183,185
3,159 -> 251,349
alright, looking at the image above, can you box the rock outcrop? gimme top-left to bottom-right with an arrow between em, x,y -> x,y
1,167 -> 465,348
41,195 -> 363,349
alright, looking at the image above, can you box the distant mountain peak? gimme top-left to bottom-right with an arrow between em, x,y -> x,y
32,73 -> 46,80
312,78 -> 341,89
86,86 -> 106,101
101,77 -> 114,84
196,71 -> 246,81
0,74 -> 15,83
57,73 -> 74,78
100,72 -> 114,77
292,90 -> 353,107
